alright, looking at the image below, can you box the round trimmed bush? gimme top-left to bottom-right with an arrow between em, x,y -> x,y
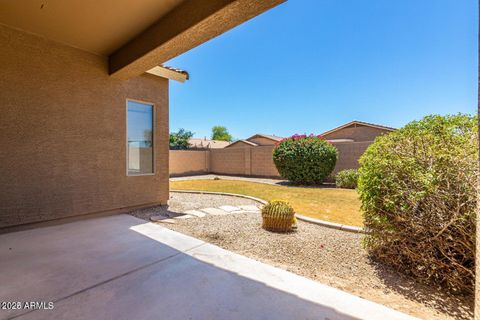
273,134 -> 338,185
358,114 -> 478,294
335,169 -> 359,189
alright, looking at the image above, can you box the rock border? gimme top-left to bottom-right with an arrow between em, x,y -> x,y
170,189 -> 367,234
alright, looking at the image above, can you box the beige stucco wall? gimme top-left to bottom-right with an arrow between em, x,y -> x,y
0,25 -> 169,228
170,150 -> 210,176
323,124 -> 392,142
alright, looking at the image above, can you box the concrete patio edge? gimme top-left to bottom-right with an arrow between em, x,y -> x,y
170,189 -> 367,234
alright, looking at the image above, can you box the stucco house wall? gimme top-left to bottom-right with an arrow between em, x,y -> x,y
0,25 -> 169,228
248,136 -> 277,146
225,140 -> 256,148
323,124 -> 392,142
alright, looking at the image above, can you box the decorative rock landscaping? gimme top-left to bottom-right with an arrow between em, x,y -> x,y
130,192 -> 473,320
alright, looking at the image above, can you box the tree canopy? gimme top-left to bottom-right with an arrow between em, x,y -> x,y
211,126 -> 232,142
170,128 -> 194,150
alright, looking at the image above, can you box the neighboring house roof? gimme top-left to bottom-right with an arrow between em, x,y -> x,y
321,120 -> 396,137
188,138 -> 230,149
246,133 -> 284,142
225,140 -> 259,148
146,65 -> 189,83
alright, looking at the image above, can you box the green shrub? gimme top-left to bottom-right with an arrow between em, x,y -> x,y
358,114 -> 478,294
273,134 -> 338,185
335,169 -> 359,189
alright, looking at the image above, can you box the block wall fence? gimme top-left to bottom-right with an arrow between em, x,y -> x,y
169,141 -> 371,178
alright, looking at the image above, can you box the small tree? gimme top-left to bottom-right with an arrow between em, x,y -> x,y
169,128 -> 194,150
211,126 -> 232,142
273,134 -> 338,185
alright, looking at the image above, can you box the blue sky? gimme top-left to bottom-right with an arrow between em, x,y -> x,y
168,0 -> 477,140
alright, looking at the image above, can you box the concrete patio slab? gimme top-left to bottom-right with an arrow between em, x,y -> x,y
0,215 -> 418,320
0,215 -> 197,319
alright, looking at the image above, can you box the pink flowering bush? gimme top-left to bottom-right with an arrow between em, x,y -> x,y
273,134 -> 338,185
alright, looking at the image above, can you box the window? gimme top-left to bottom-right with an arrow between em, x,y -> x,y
127,100 -> 154,175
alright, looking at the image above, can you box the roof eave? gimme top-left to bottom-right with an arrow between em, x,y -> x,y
146,65 -> 189,83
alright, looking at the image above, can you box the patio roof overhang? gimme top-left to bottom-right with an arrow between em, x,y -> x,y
0,0 -> 286,80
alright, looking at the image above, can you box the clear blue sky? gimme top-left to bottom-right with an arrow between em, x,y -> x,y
168,0 -> 477,140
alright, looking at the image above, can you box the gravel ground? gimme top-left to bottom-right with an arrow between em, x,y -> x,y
130,192 -> 473,320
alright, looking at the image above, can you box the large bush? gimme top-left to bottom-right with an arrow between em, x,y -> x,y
335,169 -> 359,189
273,134 -> 338,185
358,114 -> 478,294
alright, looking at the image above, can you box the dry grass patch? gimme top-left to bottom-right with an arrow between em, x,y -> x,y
170,179 -> 363,226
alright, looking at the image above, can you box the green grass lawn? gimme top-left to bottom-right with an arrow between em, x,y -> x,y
170,179 -> 363,227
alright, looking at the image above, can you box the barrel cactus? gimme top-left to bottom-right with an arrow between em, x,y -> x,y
261,200 -> 296,232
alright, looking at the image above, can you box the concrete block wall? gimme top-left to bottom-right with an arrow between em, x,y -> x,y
331,142 -> 371,175
169,142 -> 372,179
250,146 -> 279,177
170,150 -> 210,176
210,148 -> 249,175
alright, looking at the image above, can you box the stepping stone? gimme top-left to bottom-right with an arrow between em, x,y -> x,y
150,216 -> 176,224
184,210 -> 206,218
239,205 -> 261,212
219,205 -> 241,212
200,207 -> 229,216
174,214 -> 194,220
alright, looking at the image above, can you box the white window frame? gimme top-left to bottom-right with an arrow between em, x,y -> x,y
126,98 -> 156,176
